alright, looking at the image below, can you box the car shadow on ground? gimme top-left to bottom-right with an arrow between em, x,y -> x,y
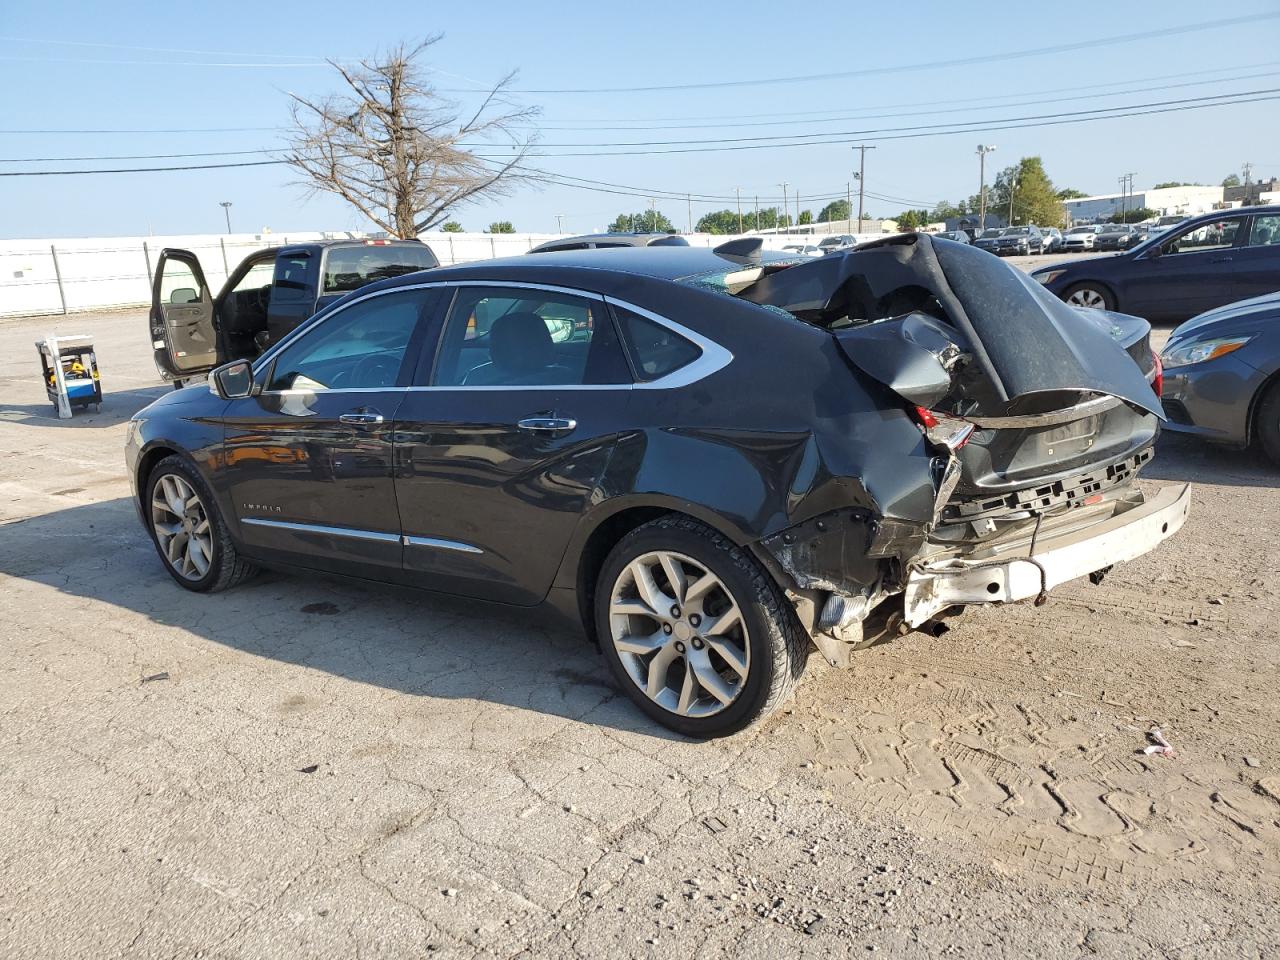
1149,432 -> 1279,489
0,495 -> 684,741
0,385 -> 170,429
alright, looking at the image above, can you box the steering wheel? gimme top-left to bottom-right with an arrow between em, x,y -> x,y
349,350 -> 401,388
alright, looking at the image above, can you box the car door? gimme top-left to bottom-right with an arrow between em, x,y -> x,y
1231,213 -> 1280,302
151,249 -> 217,380
220,286 -> 441,576
392,282 -> 634,605
1124,215 -> 1247,320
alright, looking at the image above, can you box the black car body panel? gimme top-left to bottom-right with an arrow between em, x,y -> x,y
129,235 -> 1176,667
1160,291 -> 1280,445
1033,205 -> 1280,322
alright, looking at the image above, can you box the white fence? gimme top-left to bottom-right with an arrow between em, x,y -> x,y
0,229 -> 874,320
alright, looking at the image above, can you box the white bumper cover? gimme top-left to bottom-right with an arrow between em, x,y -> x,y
903,483 -> 1191,627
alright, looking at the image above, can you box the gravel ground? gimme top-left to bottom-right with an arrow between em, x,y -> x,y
2,293 -> 1278,959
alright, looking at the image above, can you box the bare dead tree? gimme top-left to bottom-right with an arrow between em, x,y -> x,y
285,37 -> 539,237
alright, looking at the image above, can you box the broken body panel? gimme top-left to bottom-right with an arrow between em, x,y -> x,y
737,234 -> 1172,663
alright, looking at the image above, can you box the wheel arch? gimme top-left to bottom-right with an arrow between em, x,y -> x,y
558,497 -> 756,647
1247,366 -> 1280,447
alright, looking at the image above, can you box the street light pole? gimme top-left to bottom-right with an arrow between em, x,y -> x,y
1007,178 -> 1018,226
852,145 -> 875,228
219,201 -> 233,234
779,182 -> 789,233
555,214 -> 564,234
976,145 -> 996,229
735,187 -> 743,234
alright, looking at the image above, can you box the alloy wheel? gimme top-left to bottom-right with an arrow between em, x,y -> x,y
150,473 -> 213,581
1066,287 -> 1107,309
608,550 -> 750,718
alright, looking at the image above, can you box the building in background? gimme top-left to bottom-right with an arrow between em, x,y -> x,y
1063,185 -> 1224,224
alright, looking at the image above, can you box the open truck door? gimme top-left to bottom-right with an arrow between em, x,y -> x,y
151,248 -> 217,385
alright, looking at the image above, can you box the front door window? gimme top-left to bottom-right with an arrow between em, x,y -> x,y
1161,218 -> 1243,256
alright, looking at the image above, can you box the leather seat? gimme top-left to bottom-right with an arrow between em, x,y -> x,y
462,312 -> 571,385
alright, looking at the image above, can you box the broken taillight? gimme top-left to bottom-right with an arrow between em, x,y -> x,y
1150,350 -> 1163,398
911,406 -> 975,451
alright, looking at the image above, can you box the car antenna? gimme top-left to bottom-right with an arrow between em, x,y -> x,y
713,237 -> 763,263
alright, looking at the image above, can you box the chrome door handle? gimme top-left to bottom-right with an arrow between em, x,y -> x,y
517,417 -> 577,433
339,412 -> 384,426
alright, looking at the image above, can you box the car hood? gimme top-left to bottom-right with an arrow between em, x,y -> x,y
739,233 -> 1162,418
1170,290 -> 1280,341
133,382 -> 225,420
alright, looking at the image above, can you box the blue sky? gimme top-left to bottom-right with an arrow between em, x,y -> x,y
3,0 -> 1279,239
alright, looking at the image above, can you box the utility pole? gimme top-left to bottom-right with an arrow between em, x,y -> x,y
555,214 -> 564,234
976,145 -> 996,229
847,182 -> 852,234
852,145 -> 876,229
754,194 -> 760,231
1008,178 -> 1018,226
779,182 -> 789,233
687,194 -> 692,234
1243,162 -> 1254,203
648,198 -> 656,233
735,186 -> 743,234
219,201 -> 233,234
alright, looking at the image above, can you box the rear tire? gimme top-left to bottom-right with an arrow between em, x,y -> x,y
594,515 -> 807,738
1062,282 -> 1115,311
145,455 -> 258,592
1255,381 -> 1280,467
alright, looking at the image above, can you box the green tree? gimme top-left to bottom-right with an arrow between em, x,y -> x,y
1152,181 -> 1198,189
1109,206 -> 1156,224
929,200 -> 968,222
988,157 -> 1065,227
818,199 -> 850,223
441,220 -> 464,233
486,220 -> 515,233
895,209 -> 925,232
1056,188 -> 1088,200
797,209 -> 813,225
608,209 -> 674,233
696,209 -> 742,234
1222,174 -> 1241,188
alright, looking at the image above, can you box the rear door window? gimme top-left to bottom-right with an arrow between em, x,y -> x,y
431,286 -> 630,387
612,304 -> 701,382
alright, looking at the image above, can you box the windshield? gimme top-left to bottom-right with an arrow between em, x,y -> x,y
1003,227 -> 1030,236
980,229 -> 1002,238
1067,226 -> 1094,234
1099,225 -> 1127,233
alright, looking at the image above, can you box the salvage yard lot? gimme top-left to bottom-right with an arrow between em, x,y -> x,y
3,284 -> 1279,957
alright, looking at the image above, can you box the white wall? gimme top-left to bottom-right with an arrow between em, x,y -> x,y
0,229 -> 862,319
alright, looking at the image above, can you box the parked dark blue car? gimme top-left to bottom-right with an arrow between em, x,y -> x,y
1160,290 -> 1280,465
1033,206 -> 1280,323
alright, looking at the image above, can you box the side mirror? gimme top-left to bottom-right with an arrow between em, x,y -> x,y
210,359 -> 255,400
170,287 -> 198,305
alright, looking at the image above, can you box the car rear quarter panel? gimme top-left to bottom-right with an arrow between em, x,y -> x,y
550,278 -> 937,595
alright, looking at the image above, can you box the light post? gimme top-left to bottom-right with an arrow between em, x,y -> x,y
852,144 -> 875,228
219,201 -> 233,234
555,214 -> 564,234
976,145 -> 996,229
779,182 -> 789,233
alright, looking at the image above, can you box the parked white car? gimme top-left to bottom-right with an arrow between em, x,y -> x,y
782,243 -> 824,257
1062,224 -> 1101,251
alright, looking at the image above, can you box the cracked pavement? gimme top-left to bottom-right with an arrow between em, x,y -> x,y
2,309 -> 1279,958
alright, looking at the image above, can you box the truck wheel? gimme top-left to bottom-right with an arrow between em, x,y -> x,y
1256,380 -> 1280,467
146,455 -> 258,592
595,515 -> 807,738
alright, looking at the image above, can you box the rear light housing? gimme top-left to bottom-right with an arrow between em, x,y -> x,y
1150,350 -> 1163,398
911,406 -> 975,451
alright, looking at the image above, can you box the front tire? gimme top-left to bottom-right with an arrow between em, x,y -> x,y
146,455 -> 257,592
594,516 -> 807,738
1062,281 -> 1115,311
1255,381 -> 1280,467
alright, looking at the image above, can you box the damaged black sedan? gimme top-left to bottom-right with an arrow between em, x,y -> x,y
125,234 -> 1188,737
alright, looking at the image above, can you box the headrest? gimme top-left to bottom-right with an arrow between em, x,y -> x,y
489,312 -> 553,373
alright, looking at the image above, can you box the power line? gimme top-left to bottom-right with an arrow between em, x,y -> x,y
0,126 -> 280,135
0,35 -> 332,60
0,148 -> 278,163
462,14 -> 1277,94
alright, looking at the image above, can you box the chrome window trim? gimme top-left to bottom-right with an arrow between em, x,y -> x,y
402,535 -> 483,554
241,517 -> 401,543
250,278 -> 734,394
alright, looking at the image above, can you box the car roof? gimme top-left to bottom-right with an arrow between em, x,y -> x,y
528,232 -> 686,253
276,238 -> 428,254
374,245 -> 774,288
